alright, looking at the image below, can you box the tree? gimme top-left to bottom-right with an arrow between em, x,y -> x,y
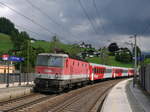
15,40 -> 37,72
0,17 -> 18,35
133,46 -> 141,57
115,47 -> 132,63
10,31 -> 30,51
100,47 -> 109,64
35,47 -> 45,55
68,44 -> 81,58
108,43 -> 119,54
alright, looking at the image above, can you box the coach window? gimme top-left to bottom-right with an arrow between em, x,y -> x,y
94,68 -> 96,73
100,69 -> 101,73
124,70 -> 127,73
109,69 -> 112,73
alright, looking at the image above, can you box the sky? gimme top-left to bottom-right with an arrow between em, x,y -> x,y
0,0 -> 150,52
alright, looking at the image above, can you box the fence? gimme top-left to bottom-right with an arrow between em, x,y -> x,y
139,65 -> 150,93
0,73 -> 36,85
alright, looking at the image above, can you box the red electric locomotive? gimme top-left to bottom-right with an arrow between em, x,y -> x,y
34,53 -> 90,92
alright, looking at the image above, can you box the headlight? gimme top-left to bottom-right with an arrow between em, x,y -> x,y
55,74 -> 58,78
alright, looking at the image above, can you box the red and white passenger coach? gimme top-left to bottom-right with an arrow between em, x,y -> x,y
34,53 -> 134,92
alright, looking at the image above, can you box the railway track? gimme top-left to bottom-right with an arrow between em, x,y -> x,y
0,93 -> 56,112
20,79 -> 124,112
48,80 -> 121,112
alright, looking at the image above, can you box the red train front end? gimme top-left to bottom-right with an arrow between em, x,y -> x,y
34,53 -> 68,92
34,53 -> 90,93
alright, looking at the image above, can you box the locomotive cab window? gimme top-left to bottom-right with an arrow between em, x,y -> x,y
37,55 -> 64,67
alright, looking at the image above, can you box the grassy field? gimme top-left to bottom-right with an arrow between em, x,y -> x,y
0,33 -> 72,52
0,33 -> 13,53
31,40 -> 50,52
86,56 -> 133,68
144,58 -> 150,64
31,40 -> 73,52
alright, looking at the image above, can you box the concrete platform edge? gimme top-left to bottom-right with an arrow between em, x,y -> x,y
101,79 -> 132,112
0,87 -> 33,102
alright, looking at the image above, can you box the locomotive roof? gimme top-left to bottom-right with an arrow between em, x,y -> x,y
38,53 -> 69,58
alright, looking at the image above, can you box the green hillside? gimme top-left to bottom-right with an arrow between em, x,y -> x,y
0,33 -> 72,53
31,40 -> 73,52
0,33 -> 13,53
31,40 -> 50,52
144,58 -> 150,64
0,33 -> 133,68
87,56 -> 133,68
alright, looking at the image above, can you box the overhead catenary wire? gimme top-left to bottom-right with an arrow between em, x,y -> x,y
78,0 -> 98,35
0,2 -> 55,36
0,1 -> 77,43
0,7 -> 48,41
25,0 -> 62,27
135,23 -> 150,51
15,24 -> 46,38
25,0 -> 80,40
92,0 -> 105,34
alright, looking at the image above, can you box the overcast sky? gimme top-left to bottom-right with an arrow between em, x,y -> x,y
0,0 -> 150,52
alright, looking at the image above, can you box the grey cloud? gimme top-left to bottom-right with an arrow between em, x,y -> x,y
1,0 -> 150,51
